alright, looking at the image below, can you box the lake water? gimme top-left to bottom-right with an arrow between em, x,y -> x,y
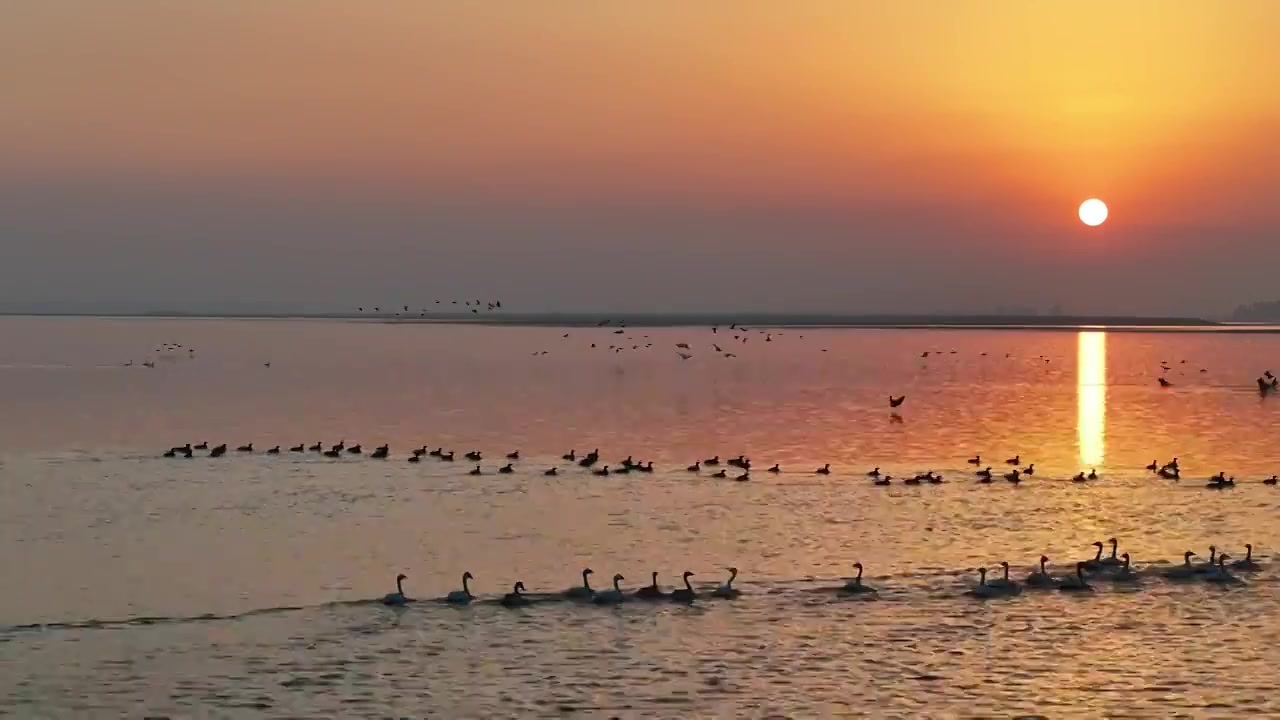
2,316 -> 1279,717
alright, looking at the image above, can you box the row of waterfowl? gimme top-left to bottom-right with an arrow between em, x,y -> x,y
159,443 -> 1279,487
381,565 -> 857,607
380,540 -> 1261,608
163,441 -> 393,459
967,540 -> 1260,597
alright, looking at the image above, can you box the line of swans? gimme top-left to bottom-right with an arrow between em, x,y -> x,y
381,565 -> 857,608
380,542 -> 1260,608
967,539 -> 1258,598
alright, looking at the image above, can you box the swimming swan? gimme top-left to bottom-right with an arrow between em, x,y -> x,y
1205,554 -> 1245,586
593,574 -> 627,604
446,572 -> 474,604
670,571 -> 697,602
1107,553 -> 1141,583
842,562 -> 877,594
966,568 -> 1007,598
1057,562 -> 1093,592
1081,541 -> 1105,571
382,573 -> 410,606
565,568 -> 595,600
634,572 -> 666,599
1098,538 -> 1123,568
984,561 -> 1022,594
1194,546 -> 1219,575
1024,555 -> 1059,588
1231,544 -> 1261,572
711,567 -> 741,598
501,581 -> 530,607
1161,551 -> 1199,580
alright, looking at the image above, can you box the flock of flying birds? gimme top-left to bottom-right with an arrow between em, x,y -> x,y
375,537 -> 1263,608
121,312 -> 1276,401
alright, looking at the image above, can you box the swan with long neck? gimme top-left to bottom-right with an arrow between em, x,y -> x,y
593,574 -> 627,604
1081,541 -> 1105,570
446,572 -> 474,604
842,562 -> 877,594
711,567 -> 740,598
634,571 -> 666,599
1057,562 -> 1093,592
966,567 -> 1004,598
670,571 -> 697,602
1162,550 -> 1199,580
382,573 -> 410,606
984,561 -> 1022,594
1024,555 -> 1059,588
1205,554 -> 1245,585
1231,544 -> 1261,571
1098,538 -> 1122,567
565,568 -> 595,600
1111,553 -> 1140,582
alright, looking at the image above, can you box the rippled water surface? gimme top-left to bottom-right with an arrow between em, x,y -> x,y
3,316 -> 1280,717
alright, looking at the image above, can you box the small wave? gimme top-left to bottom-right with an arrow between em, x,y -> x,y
0,600 -> 372,636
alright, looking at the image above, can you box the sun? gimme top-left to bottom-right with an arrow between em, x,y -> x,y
1079,198 -> 1108,226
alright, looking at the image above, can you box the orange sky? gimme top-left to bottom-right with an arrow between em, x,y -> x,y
2,2 -> 1279,313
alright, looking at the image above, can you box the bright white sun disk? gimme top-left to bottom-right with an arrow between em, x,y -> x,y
1079,199 -> 1108,226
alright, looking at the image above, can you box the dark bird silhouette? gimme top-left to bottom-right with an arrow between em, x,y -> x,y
889,395 -> 906,408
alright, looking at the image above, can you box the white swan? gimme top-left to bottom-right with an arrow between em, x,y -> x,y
711,567 -> 740,598
843,562 -> 877,594
501,581 -> 530,607
1024,555 -> 1059,588
565,568 -> 595,600
382,573 -> 410,606
1162,550 -> 1199,580
593,574 -> 627,604
670,571 -> 697,602
1231,544 -> 1261,572
1057,562 -> 1093,592
446,572 -> 474,604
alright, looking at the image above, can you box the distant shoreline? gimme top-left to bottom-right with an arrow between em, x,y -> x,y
6,310 -> 1275,331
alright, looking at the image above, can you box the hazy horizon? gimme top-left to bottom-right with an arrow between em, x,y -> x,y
4,3 -> 1279,316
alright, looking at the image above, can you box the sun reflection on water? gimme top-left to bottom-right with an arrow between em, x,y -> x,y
1077,331 -> 1106,467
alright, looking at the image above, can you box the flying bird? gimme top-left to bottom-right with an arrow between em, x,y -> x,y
889,395 -> 906,408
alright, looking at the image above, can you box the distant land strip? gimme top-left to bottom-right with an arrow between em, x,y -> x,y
6,309 -> 1278,332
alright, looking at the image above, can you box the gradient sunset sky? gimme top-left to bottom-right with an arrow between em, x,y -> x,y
3,2 -> 1278,315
